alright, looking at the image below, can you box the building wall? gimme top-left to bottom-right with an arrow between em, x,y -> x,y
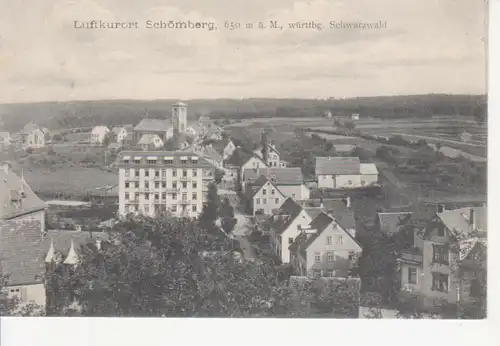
335,174 -> 362,189
360,174 -> 378,186
24,129 -> 45,149
252,181 -> 285,216
276,184 -> 310,201
223,141 -> 236,159
12,209 -> 46,234
317,174 -> 335,188
277,210 -> 313,263
400,263 -> 423,293
305,222 -> 362,277
172,105 -> 187,133
90,128 -> 109,144
119,166 -> 213,219
241,157 -> 266,189
6,283 -> 46,307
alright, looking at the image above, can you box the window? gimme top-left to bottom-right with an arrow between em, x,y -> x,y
256,198 -> 260,205
275,198 -> 280,204
134,159 -> 141,164
432,245 -> 449,264
172,182 -> 177,189
336,236 -> 343,244
271,189 -> 275,195
181,159 -> 187,164
162,182 -> 167,188
155,170 -> 160,177
135,182 -> 139,188
182,182 -> 187,188
262,188 -> 267,195
314,252 -> 321,263
135,170 -> 140,177
172,193 -> 177,200
135,193 -> 139,200
125,193 -> 129,200
145,170 -> 149,177
192,182 -> 197,189
155,193 -> 159,200
182,193 -> 187,201
147,159 -> 156,165
145,182 -> 149,189
165,159 -> 174,164
192,193 -> 197,200
144,205 -> 150,213
327,252 -> 334,262
155,182 -> 160,188
145,193 -> 149,200
162,169 -> 166,177
162,192 -> 166,200
125,182 -> 130,188
437,223 -> 445,237
171,205 -> 177,212
192,205 -> 197,212
183,170 -> 187,177
408,267 -> 417,284
172,170 -> 177,177
288,237 -> 294,244
326,236 -> 332,245
193,170 -> 198,177
432,272 -> 449,292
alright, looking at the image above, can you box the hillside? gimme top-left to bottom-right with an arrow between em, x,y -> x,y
0,94 -> 487,132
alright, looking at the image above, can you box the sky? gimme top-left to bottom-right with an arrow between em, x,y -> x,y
0,0 -> 488,103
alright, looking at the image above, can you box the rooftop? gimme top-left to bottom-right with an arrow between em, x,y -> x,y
269,198 -> 304,235
133,119 -> 171,132
21,121 -> 40,134
138,134 -> 162,145
0,220 -> 45,285
360,163 -> 379,175
377,212 -> 414,235
315,156 -> 361,175
115,151 -> 215,169
244,167 -> 303,185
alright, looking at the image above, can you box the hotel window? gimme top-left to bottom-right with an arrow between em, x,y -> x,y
288,237 -> 294,244
172,170 -> 177,177
145,193 -> 150,200
155,182 -> 160,188
432,245 -> 449,264
192,182 -> 197,189
327,252 -> 334,262
125,182 -> 130,188
135,182 -> 139,188
172,182 -> 177,189
192,205 -> 197,212
155,170 -> 160,177
145,182 -> 149,189
144,205 -> 150,213
193,170 -> 198,177
181,159 -> 187,164
125,193 -> 130,200
326,236 -> 332,245
162,192 -> 166,200
314,252 -> 321,263
183,170 -> 188,177
155,193 -> 159,200
182,182 -> 187,188
182,193 -> 187,201
336,236 -> 343,244
135,170 -> 140,177
145,170 -> 149,177
431,272 -> 449,292
165,159 -> 174,164
135,193 -> 139,200
172,193 -> 177,200
134,159 -> 141,164
172,205 -> 177,212
262,188 -> 267,195
408,267 -> 417,284
147,159 -> 156,164
162,181 -> 167,188
192,193 -> 197,200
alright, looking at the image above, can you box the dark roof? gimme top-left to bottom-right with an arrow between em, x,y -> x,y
315,156 -> 361,175
46,230 -> 106,254
224,148 -> 252,167
0,167 -> 47,219
133,119 -> 170,132
438,207 -> 487,235
115,151 -> 215,169
164,133 -> 194,150
269,198 -> 304,235
243,167 -> 303,185
200,145 -> 223,162
304,199 -> 355,230
245,175 -> 270,199
377,212 -> 414,234
0,220 -> 45,285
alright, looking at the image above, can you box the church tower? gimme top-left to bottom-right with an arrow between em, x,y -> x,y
172,102 -> 188,134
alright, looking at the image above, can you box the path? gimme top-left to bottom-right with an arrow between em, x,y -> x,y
397,133 -> 486,148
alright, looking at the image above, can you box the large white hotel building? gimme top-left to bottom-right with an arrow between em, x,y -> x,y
116,151 -> 215,218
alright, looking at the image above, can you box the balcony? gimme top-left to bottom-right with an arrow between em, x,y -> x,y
180,176 -> 189,181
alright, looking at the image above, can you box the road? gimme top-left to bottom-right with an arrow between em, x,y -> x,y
397,132 -> 486,148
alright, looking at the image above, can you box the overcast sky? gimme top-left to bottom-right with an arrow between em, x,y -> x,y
0,0 -> 487,103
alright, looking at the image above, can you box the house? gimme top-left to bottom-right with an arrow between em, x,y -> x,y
268,198 -> 315,263
90,126 -> 110,145
376,212 -> 414,235
107,142 -> 123,154
197,145 -> 223,169
0,220 -> 47,308
242,167 -> 310,201
211,137 -> 237,160
221,164 -> 239,190
133,119 -> 170,143
289,209 -> 361,278
253,142 -> 284,168
0,132 -> 11,147
240,155 -> 268,185
315,157 -> 379,188
398,205 -> 487,311
164,133 -> 194,151
138,134 -> 164,150
205,129 -> 223,141
19,122 -> 45,149
351,113 -> 360,121
111,126 -> 129,143
0,162 -> 47,233
245,176 -> 286,216
334,144 -> 356,154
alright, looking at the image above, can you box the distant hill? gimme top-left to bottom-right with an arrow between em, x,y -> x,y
0,94 -> 487,132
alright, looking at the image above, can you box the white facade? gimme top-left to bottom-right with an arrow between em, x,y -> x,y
252,181 -> 286,216
240,156 -> 267,185
223,140 -> 237,160
22,128 -> 45,149
276,184 -> 310,201
118,152 -> 215,219
90,126 -> 110,145
172,102 -> 188,134
271,209 -> 313,264
5,283 -> 46,308
114,128 -> 128,143
253,144 -> 283,167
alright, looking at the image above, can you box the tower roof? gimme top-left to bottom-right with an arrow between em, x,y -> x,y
172,101 -> 187,107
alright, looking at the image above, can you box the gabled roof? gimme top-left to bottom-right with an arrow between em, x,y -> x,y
0,166 -> 47,219
269,198 -> 304,235
138,134 -> 162,145
133,119 -> 170,132
241,154 -> 267,169
243,167 -> 303,185
21,122 -> 40,134
437,207 -> 487,235
0,220 -> 45,285
360,163 -> 378,175
200,145 -> 223,162
246,175 -> 270,199
164,133 -> 194,150
111,127 -> 125,134
315,156 -> 361,175
304,199 -> 355,231
45,230 -> 107,264
377,212 -> 414,235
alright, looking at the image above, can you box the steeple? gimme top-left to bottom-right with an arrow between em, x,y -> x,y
45,239 -> 55,263
63,239 -> 79,266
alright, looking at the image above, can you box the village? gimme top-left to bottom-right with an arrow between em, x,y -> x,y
0,100 -> 487,318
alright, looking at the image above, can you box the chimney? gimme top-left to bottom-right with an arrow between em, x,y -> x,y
469,208 -> 476,230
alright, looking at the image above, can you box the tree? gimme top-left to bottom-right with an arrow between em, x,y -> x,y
344,121 -> 356,131
0,275 -> 45,316
219,197 -> 237,234
214,169 -> 225,184
199,182 -> 219,229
